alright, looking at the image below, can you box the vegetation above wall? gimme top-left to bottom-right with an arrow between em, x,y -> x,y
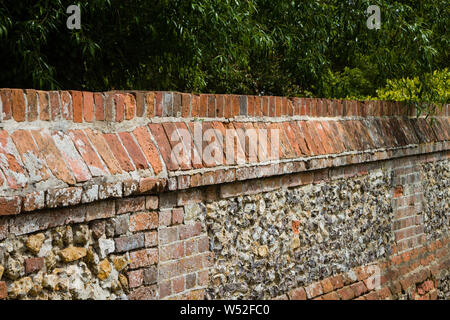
0,0 -> 448,116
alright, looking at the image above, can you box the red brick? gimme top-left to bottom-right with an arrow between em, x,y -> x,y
172,276 -> 185,294
130,212 -> 158,232
350,281 -> 368,297
322,291 -> 340,300
115,94 -> 125,122
31,130 -> 76,185
376,287 -> 391,300
25,257 -> 44,274
181,93 -> 191,117
198,94 -> 207,117
0,89 -> 12,120
0,281 -> 7,299
11,89 -> 26,122
84,129 -> 122,175
282,122 -> 302,157
132,126 -> 163,175
11,130 -> 51,183
161,242 -> 184,261
22,191 -> 45,212
146,92 -> 155,118
25,89 -> 38,121
128,269 -> 144,288
129,248 -> 158,269
103,133 -> 135,172
149,123 -> 178,171
68,130 -> 109,177
178,222 -> 202,240
138,177 -> 160,193
145,196 -> 159,210
118,132 -> 149,170
0,196 -> 22,216
304,281 -> 323,299
321,278 -> 334,294
172,208 -> 184,225
124,93 -> 136,120
94,92 -> 104,121
337,286 -> 355,300
288,287 -> 307,300
191,95 -> 200,117
297,121 -> 320,155
71,90 -> 83,123
232,95 -> 239,117
129,285 -> 157,300
289,122 -> 311,156
116,196 -> 146,214
207,94 -> 216,117
82,91 -> 94,122
145,231 -> 158,247
159,280 -> 171,298
52,131 -> 92,183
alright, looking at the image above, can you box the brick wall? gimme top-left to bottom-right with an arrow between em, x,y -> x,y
0,88 -> 448,300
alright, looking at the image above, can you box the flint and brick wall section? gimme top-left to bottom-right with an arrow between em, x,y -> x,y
0,88 -> 448,300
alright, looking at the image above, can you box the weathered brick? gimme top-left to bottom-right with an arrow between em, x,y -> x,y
133,126 -> 164,175
304,281 -> 323,299
0,196 -> 22,216
172,276 -> 185,294
145,231 -> 158,247
129,212 -> 158,232
337,286 -> 355,300
114,234 -> 145,252
103,133 -> 135,172
159,209 -> 172,226
288,287 -> 307,300
178,222 -> 202,240
116,197 -> 146,214
144,266 -> 158,285
145,196 -> 159,210
159,280 -> 171,299
159,226 -> 178,245
11,89 -> 26,122
172,208 -> 184,225
322,291 -> 340,300
85,201 -> 115,222
128,269 -> 144,288
129,248 -> 158,269
129,285 -> 158,300
0,281 -> 7,299
350,281 -> 368,297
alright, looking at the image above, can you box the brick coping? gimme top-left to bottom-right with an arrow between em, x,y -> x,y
0,89 -> 449,215
1,89 -> 449,123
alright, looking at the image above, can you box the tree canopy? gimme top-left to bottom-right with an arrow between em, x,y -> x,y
0,0 -> 448,113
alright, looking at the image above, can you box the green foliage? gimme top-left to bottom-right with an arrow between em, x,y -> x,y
377,69 -> 450,117
0,0 -> 448,116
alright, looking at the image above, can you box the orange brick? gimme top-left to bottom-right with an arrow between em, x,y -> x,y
321,278 -> 334,294
11,89 -> 26,122
103,133 -> 135,172
288,287 -> 307,300
129,212 -> 158,232
83,91 -> 94,122
71,90 -> 83,123
132,126 -> 163,175
31,130 -> 76,185
118,132 -> 149,170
